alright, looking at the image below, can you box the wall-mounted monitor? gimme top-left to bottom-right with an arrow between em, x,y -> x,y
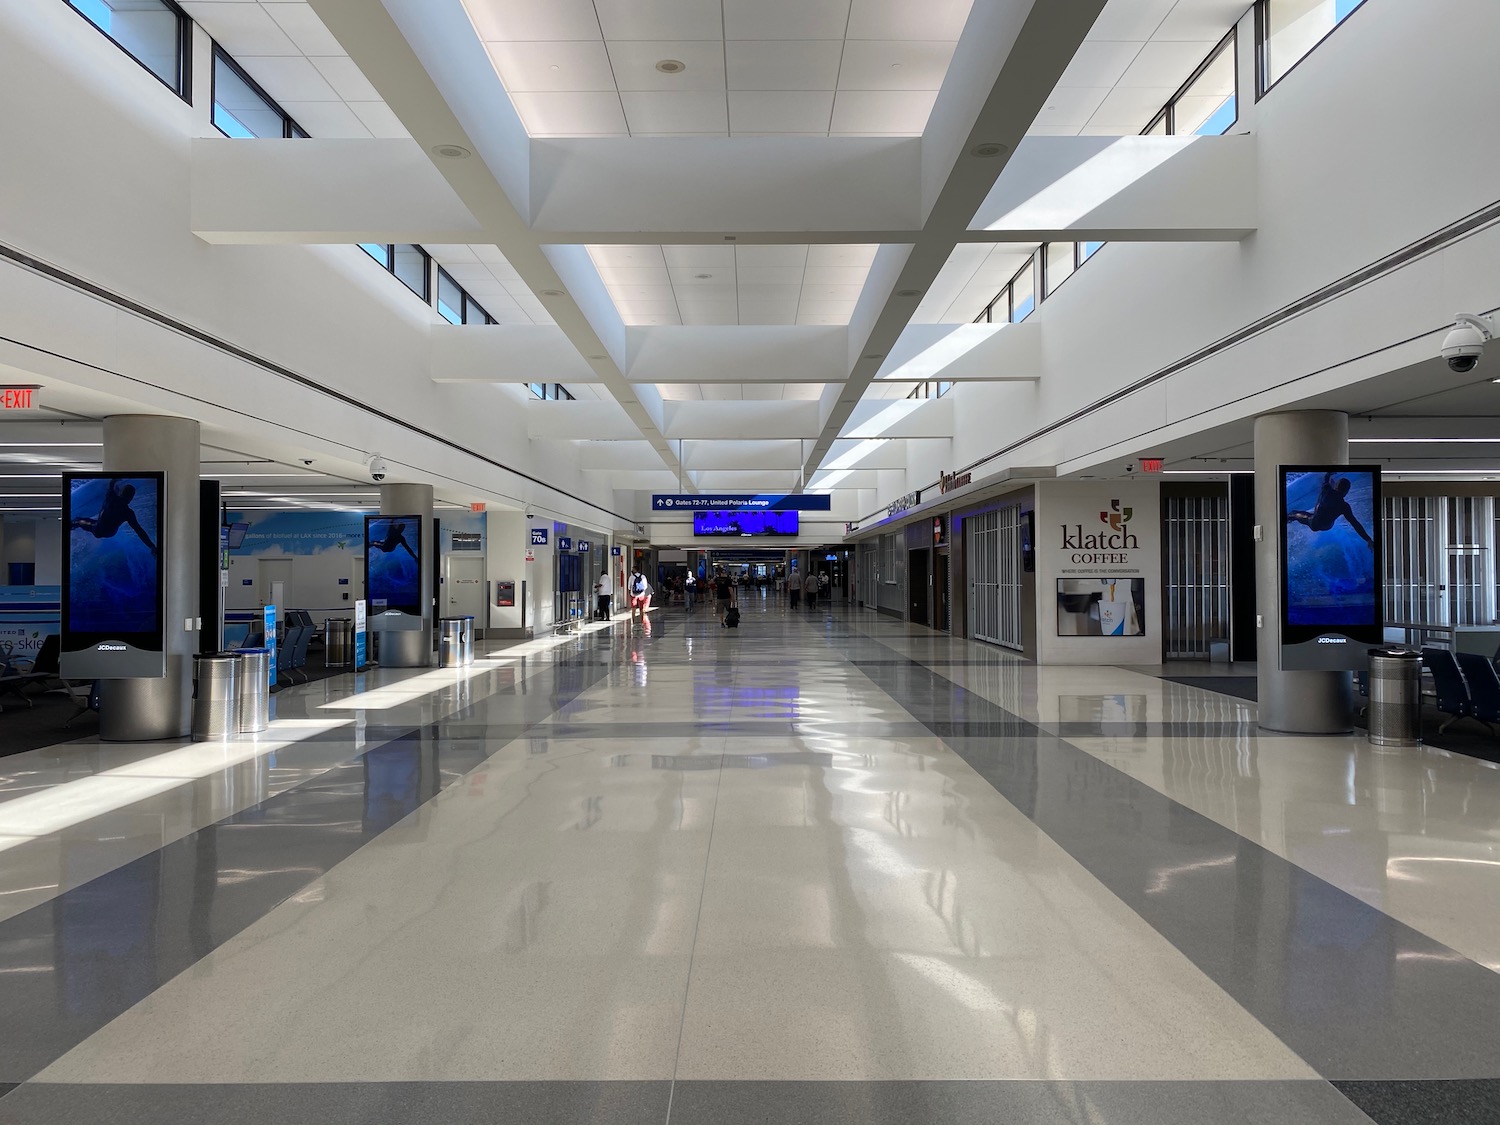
1021,510 -> 1035,573
224,521 -> 249,549
364,514 -> 423,616
60,472 -> 166,678
1279,465 -> 1382,669
693,510 -> 799,536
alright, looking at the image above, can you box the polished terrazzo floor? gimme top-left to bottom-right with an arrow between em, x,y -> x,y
0,597 -> 1497,1124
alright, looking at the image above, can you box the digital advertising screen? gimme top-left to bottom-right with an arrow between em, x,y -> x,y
60,472 -> 166,676
1279,465 -> 1383,661
1056,577 -> 1146,637
364,514 -> 423,616
693,510 -> 799,536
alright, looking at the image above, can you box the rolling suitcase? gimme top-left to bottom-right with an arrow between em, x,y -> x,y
725,606 -> 741,628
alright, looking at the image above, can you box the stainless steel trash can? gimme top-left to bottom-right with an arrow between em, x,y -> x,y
325,618 -> 352,668
438,617 -> 465,667
236,647 -> 270,733
1368,646 -> 1422,747
192,653 -> 240,742
460,616 -> 475,665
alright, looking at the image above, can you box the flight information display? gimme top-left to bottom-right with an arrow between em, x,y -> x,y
693,510 -> 799,536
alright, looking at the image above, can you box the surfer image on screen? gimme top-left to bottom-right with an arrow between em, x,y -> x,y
371,519 -> 417,560
69,478 -> 157,557
1285,471 -> 1374,548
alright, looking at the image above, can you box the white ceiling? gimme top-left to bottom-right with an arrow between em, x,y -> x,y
424,244 -> 555,325
181,1 -> 412,139
1031,0 -> 1250,136
588,243 -> 879,325
464,0 -> 976,137
657,383 -> 827,401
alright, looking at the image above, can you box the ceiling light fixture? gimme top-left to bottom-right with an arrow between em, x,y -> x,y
694,273 -> 713,280
896,288 -> 923,298
863,353 -> 884,360
539,289 -> 563,297
969,142 -> 1007,158
432,144 -> 471,159
655,59 -> 686,74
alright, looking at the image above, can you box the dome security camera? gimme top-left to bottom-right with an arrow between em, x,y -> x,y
1441,314 -> 1495,373
367,454 -> 388,482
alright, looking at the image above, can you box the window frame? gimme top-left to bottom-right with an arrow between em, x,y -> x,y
64,0 -> 193,103
1142,27 -> 1238,137
1007,254 -> 1037,323
211,44 -> 308,139
1256,0 -> 1369,100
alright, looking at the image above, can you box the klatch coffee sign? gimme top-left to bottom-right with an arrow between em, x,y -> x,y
1043,484 -> 1158,644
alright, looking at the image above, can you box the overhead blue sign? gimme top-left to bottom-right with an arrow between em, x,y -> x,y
558,537 -> 573,550
579,541 -> 591,552
530,528 -> 548,545
611,546 -> 622,556
652,494 -> 831,512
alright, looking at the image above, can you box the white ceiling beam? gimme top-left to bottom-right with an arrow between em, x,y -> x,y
844,397 -> 958,440
526,400 -> 640,441
805,0 -> 1109,480
966,134 -> 1257,242
187,134 -> 1251,247
663,401 -> 821,441
428,324 -> 600,384
307,0 -> 682,479
528,137 -> 921,243
874,323 -> 1042,382
189,138 -> 482,244
682,439 -> 804,471
577,442 -> 664,471
628,326 -> 848,384
692,470 -> 805,491
808,469 -> 887,490
825,439 -> 910,470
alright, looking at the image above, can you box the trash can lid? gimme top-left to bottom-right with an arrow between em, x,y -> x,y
1367,646 -> 1420,658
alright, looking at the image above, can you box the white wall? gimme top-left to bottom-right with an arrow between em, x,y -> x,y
870,0 -> 1500,513
0,2 -> 627,535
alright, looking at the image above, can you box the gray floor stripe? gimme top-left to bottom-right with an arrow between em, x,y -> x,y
0,626 -> 644,1086
851,656 -> 1500,1089
0,1081 -> 670,1125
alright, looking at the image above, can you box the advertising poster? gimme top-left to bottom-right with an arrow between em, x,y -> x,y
60,473 -> 167,677
264,604 -> 277,685
353,599 -> 367,669
1057,578 -> 1146,636
65,474 -> 163,639
1281,467 -> 1380,629
365,515 -> 422,615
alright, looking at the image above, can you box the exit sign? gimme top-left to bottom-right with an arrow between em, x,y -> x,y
1,387 -> 37,410
1140,457 -> 1164,473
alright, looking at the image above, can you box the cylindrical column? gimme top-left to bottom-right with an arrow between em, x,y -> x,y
98,415 -> 200,740
379,482 -> 433,667
1254,410 -> 1352,733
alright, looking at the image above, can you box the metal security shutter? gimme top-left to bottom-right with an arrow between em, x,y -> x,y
1162,493 -> 1229,659
968,507 -> 1022,649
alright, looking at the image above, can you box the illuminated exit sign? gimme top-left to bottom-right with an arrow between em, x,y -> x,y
1,387 -> 38,410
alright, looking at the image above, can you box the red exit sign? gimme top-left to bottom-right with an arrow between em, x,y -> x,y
1,387 -> 38,410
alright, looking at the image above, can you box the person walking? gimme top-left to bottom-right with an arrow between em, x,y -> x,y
714,567 -> 736,626
818,571 -> 830,607
802,568 -> 818,611
627,568 -> 652,623
594,570 -> 614,621
684,570 -> 697,612
788,568 -> 801,610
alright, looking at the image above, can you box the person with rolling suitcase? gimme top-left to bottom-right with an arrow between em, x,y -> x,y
714,568 -> 737,627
